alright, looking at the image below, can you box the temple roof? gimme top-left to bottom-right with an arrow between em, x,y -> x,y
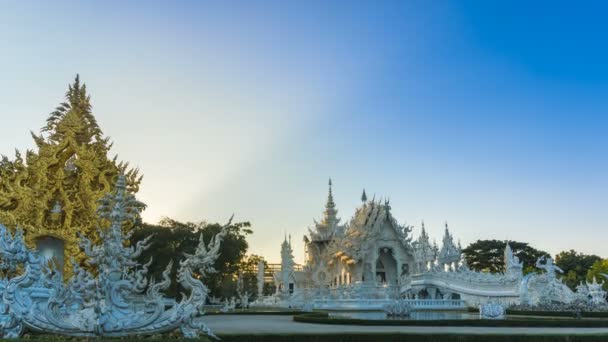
308,178 -> 344,242
437,223 -> 461,265
326,196 -> 413,264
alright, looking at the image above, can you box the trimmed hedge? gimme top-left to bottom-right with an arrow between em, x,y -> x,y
217,334 -> 608,342
206,310 -> 302,315
13,335 -> 608,342
506,309 -> 608,318
293,312 -> 608,327
467,306 -> 608,319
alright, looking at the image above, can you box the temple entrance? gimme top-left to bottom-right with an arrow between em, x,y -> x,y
376,247 -> 397,285
36,236 -> 65,271
375,259 -> 386,283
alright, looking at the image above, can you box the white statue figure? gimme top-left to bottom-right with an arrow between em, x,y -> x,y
587,277 -> 607,306
504,244 -> 523,276
0,176 -> 232,339
576,281 -> 590,302
518,255 -> 575,307
220,298 -> 236,313
535,256 -> 563,279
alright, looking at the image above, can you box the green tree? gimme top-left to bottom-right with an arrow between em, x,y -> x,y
587,259 -> 608,291
554,250 -> 601,289
239,254 -> 267,299
129,217 -> 252,299
462,240 -> 549,273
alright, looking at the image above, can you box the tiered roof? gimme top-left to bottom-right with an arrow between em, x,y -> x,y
437,223 -> 461,266
308,179 -> 344,242
327,195 -> 413,265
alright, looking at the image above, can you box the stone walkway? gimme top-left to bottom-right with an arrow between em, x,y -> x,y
205,315 -> 608,335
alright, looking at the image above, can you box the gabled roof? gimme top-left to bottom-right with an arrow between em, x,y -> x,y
308,178 -> 344,242
326,197 -> 413,264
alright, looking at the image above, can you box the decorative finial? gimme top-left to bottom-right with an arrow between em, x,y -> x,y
326,178 -> 335,203
361,189 -> 367,202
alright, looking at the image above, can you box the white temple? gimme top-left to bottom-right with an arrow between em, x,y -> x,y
270,179 -> 597,311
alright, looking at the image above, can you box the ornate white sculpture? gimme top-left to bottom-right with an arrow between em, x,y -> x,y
437,223 -> 461,270
535,256 -> 563,279
274,235 -> 295,297
274,182 -> 534,310
0,176 -> 231,338
479,301 -> 505,319
504,244 -> 523,276
587,277 -> 607,306
220,297 -> 236,313
412,222 -> 435,273
384,299 -> 412,316
236,273 -> 250,308
272,180 -> 605,311
516,255 -> 578,309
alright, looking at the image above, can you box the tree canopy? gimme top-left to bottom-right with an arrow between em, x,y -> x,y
130,217 -> 253,299
462,239 -> 549,273
555,250 -> 601,290
587,259 -> 608,291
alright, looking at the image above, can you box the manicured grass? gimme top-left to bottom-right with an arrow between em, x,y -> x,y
293,312 -> 608,327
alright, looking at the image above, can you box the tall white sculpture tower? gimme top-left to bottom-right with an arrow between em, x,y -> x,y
279,234 -> 295,295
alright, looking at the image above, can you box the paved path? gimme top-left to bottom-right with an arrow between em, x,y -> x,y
206,315 -> 608,336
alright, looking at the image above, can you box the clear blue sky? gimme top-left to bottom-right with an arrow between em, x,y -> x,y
1,1 -> 607,262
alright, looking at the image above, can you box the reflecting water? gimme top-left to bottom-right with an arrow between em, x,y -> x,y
328,311 -> 478,320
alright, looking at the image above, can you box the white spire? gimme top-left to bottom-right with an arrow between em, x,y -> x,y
321,178 -> 339,227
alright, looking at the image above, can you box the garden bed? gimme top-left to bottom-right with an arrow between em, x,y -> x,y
506,309 -> 608,318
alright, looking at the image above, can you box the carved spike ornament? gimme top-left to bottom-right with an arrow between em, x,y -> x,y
0,176 -> 230,338
0,76 -> 143,275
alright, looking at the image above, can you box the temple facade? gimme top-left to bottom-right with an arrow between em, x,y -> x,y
275,179 -> 531,307
261,179 -> 603,312
302,180 -> 416,289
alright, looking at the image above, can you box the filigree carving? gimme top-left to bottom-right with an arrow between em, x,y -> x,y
0,176 -> 230,338
0,76 -> 143,276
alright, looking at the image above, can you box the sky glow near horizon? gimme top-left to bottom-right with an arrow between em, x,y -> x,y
1,1 -> 607,263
